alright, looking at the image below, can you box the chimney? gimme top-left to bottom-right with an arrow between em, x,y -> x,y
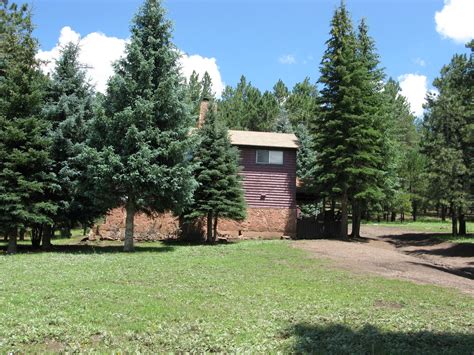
197,98 -> 209,128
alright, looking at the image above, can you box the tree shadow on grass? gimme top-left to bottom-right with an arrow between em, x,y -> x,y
160,238 -> 237,247
284,323 -> 474,354
0,243 -> 175,255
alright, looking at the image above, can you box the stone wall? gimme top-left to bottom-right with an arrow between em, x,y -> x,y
94,207 -> 296,240
219,208 -> 297,238
95,208 -> 179,241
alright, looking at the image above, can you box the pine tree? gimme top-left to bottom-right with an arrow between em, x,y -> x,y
423,50 -> 472,235
379,79 -> 411,222
200,71 -> 214,100
273,79 -> 289,106
41,42 -> 101,245
218,75 -> 279,131
256,90 -> 279,131
285,77 -> 319,127
80,0 -> 196,251
188,104 -> 246,242
0,1 -> 57,253
186,70 -> 202,118
313,3 -> 363,238
313,4 -> 385,238
348,18 -> 385,237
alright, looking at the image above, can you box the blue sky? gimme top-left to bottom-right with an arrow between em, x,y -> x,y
30,0 -> 473,116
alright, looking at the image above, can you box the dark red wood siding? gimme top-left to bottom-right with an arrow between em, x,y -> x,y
237,146 -> 297,208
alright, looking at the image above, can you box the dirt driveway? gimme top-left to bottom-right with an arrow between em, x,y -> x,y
293,225 -> 474,295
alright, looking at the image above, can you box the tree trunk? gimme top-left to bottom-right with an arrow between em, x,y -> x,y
207,211 -> 213,243
331,199 -> 336,213
350,200 -> 361,238
213,213 -> 218,242
412,201 -> 417,222
124,199 -> 135,252
458,209 -> 466,236
340,192 -> 348,239
7,230 -> 18,254
83,225 -> 88,236
451,205 -> 458,236
391,212 -> 396,222
441,205 -> 447,222
42,224 -> 53,249
60,227 -> 71,238
31,226 -> 42,249
18,228 -> 25,241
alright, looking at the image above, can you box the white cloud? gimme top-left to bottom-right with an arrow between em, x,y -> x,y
414,58 -> 426,67
37,26 -> 225,96
178,53 -> 225,98
398,73 -> 429,117
37,26 -> 127,93
279,54 -> 296,65
435,0 -> 474,43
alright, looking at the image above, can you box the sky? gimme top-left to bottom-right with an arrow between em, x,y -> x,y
29,0 -> 474,117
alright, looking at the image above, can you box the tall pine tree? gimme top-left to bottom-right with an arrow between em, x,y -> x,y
348,18 -> 385,237
423,50 -> 472,235
81,0 -> 196,251
313,3 -> 364,238
41,42 -> 100,245
188,104 -> 246,242
0,1 -> 57,253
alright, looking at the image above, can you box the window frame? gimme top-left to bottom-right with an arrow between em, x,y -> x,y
255,149 -> 284,165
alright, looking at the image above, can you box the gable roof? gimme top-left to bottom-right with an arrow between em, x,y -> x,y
228,130 -> 299,149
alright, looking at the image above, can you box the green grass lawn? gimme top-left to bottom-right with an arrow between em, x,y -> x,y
365,219 -> 474,243
0,240 -> 473,353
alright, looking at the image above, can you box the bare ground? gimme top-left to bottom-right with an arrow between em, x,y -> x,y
293,225 -> 474,295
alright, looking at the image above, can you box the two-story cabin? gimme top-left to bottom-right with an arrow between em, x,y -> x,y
218,130 -> 298,237
96,104 -> 299,239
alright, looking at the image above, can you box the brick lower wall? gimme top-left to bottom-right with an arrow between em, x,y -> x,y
219,208 -> 297,238
94,207 -> 296,240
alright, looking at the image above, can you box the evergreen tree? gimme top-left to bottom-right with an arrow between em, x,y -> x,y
80,0 -> 196,251
379,78 -> 419,222
285,77 -> 319,127
295,124 -> 317,188
273,79 -> 289,106
256,90 -> 279,131
218,75 -> 248,129
0,1 -> 57,253
188,104 -> 246,242
423,50 -> 472,235
218,75 -> 279,131
41,42 -> 101,245
186,70 -> 202,118
200,71 -> 214,100
348,18 -> 385,237
313,3 -> 384,238
273,108 -> 293,133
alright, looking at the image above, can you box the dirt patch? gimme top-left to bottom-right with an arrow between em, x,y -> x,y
293,225 -> 474,295
373,300 -> 404,309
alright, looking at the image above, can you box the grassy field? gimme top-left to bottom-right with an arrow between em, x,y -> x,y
0,240 -> 473,353
364,219 -> 474,243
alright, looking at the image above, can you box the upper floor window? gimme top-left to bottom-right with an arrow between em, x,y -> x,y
256,150 -> 283,165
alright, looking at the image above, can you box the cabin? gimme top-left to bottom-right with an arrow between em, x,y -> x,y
217,130 -> 298,237
95,102 -> 299,240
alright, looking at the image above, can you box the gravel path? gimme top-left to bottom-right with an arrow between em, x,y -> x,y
293,225 -> 474,295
